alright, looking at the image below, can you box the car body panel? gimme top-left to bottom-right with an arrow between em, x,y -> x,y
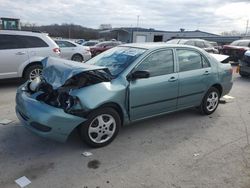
0,48 -> 29,79
16,86 -> 86,142
16,44 -> 233,142
129,73 -> 178,120
239,50 -> 250,76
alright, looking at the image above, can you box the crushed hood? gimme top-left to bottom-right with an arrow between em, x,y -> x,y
41,57 -> 110,89
209,54 -> 229,63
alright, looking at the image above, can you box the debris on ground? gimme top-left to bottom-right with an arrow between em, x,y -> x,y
15,176 -> 31,188
81,151 -> 93,157
220,95 -> 235,104
193,153 -> 200,157
223,95 -> 235,99
0,119 -> 13,125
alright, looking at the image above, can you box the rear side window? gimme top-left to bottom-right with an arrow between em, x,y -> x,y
0,34 -> 25,49
55,41 -> 76,48
177,49 -> 210,72
136,49 -> 174,77
185,40 -> 195,46
0,34 -> 48,49
195,41 -> 205,48
238,41 -> 250,47
19,36 -> 49,48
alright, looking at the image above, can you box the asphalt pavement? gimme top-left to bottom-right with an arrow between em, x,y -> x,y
0,72 -> 250,188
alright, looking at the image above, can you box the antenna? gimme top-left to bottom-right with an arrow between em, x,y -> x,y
136,15 -> 140,28
245,19 -> 249,36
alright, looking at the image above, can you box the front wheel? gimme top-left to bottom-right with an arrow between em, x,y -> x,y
79,107 -> 121,148
199,87 -> 220,115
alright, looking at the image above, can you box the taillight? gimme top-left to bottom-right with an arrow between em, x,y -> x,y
229,68 -> 233,74
53,48 -> 61,54
238,48 -> 247,52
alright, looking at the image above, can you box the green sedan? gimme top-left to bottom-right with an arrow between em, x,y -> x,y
16,43 -> 233,147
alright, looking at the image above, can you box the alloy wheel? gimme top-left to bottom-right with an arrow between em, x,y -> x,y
88,114 -> 116,144
29,68 -> 42,80
206,91 -> 219,112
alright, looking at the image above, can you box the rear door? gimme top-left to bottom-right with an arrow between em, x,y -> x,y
176,49 -> 213,108
20,35 -> 50,58
129,49 -> 178,120
0,34 -> 29,79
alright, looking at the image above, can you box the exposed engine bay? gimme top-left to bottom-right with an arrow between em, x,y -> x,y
27,70 -> 112,113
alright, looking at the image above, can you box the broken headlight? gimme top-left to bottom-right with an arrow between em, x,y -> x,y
27,77 -> 42,92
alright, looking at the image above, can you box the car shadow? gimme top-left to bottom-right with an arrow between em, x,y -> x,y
0,108 -> 208,160
0,78 -> 24,88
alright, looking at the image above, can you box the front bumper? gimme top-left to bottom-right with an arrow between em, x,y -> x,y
16,88 -> 86,142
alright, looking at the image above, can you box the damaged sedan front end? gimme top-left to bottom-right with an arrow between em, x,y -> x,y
16,57 -> 115,142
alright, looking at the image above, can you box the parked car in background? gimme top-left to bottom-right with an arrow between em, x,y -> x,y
55,39 -> 91,62
0,30 -> 60,80
166,39 -> 219,54
238,50 -> 250,77
209,41 -> 223,54
221,40 -> 250,62
82,40 -> 99,47
75,39 -> 85,45
90,41 -> 122,57
16,43 -> 233,147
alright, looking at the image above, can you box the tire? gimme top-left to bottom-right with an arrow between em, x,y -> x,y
24,64 -> 43,81
79,107 -> 121,148
72,54 -> 83,62
199,87 -> 220,115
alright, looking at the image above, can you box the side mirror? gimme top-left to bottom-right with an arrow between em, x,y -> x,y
127,70 -> 150,81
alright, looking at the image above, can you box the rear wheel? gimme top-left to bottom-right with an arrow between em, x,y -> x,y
24,64 -> 43,81
199,87 -> 220,115
79,107 -> 121,148
72,54 -> 83,62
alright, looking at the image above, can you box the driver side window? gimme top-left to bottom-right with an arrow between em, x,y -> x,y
136,50 -> 174,77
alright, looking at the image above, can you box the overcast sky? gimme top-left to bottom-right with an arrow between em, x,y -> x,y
1,0 -> 250,34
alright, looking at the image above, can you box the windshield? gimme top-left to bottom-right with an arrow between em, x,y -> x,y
85,46 -> 146,76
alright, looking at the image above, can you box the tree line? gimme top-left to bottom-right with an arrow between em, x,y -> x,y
21,23 -> 100,39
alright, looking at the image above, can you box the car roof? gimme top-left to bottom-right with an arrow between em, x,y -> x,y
55,39 -> 79,45
0,30 -> 48,36
120,42 -> 202,50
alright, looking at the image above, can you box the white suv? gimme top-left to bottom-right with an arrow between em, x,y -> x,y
0,30 -> 60,80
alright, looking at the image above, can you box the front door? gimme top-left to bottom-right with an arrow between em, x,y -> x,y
129,49 -> 178,121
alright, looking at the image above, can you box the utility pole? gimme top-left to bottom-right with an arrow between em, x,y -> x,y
245,19 -> 249,36
68,25 -> 71,39
136,15 -> 140,28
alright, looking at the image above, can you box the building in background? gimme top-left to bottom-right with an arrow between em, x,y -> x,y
100,27 -> 242,45
0,17 -> 21,30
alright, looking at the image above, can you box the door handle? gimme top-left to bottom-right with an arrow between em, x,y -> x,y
203,70 -> 210,75
168,77 -> 178,82
16,52 -> 26,55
